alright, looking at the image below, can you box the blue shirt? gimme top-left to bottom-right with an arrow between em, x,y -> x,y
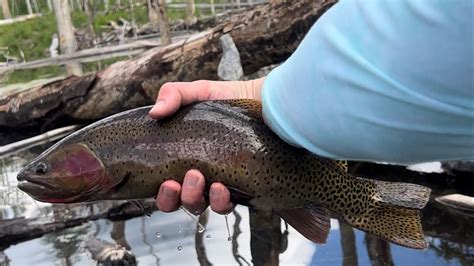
262,0 -> 473,164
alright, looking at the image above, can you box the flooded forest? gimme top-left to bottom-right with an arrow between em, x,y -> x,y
0,0 -> 473,265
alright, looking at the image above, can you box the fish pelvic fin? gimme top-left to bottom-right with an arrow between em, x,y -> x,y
276,205 -> 330,244
344,179 -> 431,249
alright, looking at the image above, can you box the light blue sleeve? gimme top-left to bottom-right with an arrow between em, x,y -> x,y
261,0 -> 473,164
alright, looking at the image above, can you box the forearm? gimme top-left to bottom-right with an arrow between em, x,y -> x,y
262,0 -> 473,163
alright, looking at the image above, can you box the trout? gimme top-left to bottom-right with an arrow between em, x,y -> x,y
17,100 -> 431,249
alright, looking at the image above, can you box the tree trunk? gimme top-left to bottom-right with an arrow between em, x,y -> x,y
155,0 -> 171,45
103,0 -> 109,13
75,0 -> 82,10
83,0 -> 96,45
339,219 -> 358,266
52,0 -> 83,76
365,234 -> 394,266
209,0 -> 215,16
147,0 -> 159,28
0,0 -> 337,128
31,0 -> 39,13
0,0 -> 11,19
185,0 -> 196,25
25,0 -> 33,14
129,0 -> 137,38
46,0 -> 52,12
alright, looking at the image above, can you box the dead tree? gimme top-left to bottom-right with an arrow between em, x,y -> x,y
155,0 -> 171,45
52,0 -> 83,76
186,0 -> 196,25
147,0 -> 159,28
25,0 -> 33,14
0,0 -> 337,129
0,0 -> 12,19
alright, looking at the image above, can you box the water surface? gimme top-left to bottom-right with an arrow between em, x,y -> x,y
0,144 -> 472,265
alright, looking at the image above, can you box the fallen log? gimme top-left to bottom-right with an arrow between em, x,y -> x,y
0,14 -> 41,26
0,0 -> 336,129
0,35 -> 192,72
0,125 -> 80,158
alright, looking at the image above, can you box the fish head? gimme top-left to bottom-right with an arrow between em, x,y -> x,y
17,143 -> 112,203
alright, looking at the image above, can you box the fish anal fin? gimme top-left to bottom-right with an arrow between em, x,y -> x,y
277,205 -> 330,244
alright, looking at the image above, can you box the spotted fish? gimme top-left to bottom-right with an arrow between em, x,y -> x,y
17,100 -> 431,249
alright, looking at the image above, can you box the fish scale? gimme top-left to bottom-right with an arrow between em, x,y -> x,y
17,99 -> 431,249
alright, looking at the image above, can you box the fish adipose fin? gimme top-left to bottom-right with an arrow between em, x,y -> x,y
345,179 -> 431,249
277,205 -> 330,244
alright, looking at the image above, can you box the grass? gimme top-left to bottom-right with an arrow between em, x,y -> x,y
0,0 -> 240,86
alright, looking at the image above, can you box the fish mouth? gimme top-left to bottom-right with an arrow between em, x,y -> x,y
17,174 -> 76,203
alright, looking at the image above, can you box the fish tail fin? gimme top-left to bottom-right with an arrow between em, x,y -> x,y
344,179 -> 431,249
370,178 -> 431,209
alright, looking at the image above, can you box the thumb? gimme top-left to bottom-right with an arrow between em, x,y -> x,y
149,81 -> 212,119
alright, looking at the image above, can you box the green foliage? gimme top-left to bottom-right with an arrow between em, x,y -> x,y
4,65 -> 65,84
0,0 -> 235,86
0,13 -> 57,61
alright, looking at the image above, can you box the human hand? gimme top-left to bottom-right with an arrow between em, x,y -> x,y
150,78 -> 265,214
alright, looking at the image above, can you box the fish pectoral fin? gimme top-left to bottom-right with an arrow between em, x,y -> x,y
227,186 -> 253,206
276,205 -> 330,244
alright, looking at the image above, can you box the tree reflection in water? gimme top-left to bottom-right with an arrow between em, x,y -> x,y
339,218 -> 358,266
1,147 -> 474,265
195,209 -> 211,266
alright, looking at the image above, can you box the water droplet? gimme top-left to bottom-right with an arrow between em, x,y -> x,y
224,214 -> 232,242
178,228 -> 183,234
197,223 -> 206,233
177,245 -> 183,251
180,206 -> 206,233
155,232 -> 161,238
205,234 -> 211,239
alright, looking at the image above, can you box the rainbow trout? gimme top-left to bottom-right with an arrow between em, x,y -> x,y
17,100 -> 430,249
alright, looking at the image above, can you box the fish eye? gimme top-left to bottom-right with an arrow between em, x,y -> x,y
35,162 -> 48,175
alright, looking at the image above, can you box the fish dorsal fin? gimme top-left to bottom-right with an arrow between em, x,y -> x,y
276,205 -> 330,244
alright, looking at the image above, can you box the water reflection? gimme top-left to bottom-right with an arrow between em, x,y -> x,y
0,145 -> 473,265
339,219 -> 358,266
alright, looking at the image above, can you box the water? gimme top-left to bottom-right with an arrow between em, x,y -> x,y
0,144 -> 473,265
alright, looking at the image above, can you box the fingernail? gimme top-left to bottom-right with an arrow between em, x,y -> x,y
210,187 -> 222,198
150,100 -> 165,114
163,187 -> 176,198
184,174 -> 199,188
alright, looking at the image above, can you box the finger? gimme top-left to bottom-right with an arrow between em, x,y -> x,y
149,81 -> 212,119
181,169 -> 208,214
156,180 -> 181,212
209,183 -> 234,214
